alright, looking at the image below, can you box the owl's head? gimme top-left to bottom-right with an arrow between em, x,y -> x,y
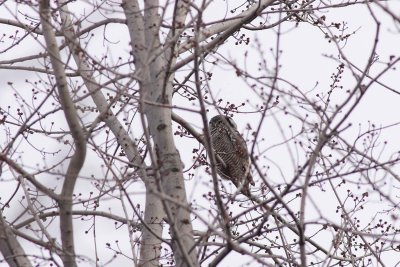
209,115 -> 237,130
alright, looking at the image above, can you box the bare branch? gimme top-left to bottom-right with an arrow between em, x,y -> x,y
40,1 -> 87,265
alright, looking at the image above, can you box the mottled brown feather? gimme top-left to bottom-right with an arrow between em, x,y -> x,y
209,115 -> 254,195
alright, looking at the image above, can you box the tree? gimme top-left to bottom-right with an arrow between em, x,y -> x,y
1,0 -> 399,266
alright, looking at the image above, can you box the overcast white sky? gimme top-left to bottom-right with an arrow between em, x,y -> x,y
1,1 -> 400,266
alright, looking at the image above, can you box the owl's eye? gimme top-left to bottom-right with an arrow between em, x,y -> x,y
226,117 -> 237,129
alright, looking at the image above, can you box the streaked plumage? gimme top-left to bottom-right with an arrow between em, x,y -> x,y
209,115 -> 254,195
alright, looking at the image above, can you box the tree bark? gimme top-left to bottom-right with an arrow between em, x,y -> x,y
123,0 -> 199,265
0,215 -> 33,267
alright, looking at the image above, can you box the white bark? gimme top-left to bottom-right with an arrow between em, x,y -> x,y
0,214 -> 33,267
40,1 -> 87,266
55,2 -> 167,266
124,0 -> 199,266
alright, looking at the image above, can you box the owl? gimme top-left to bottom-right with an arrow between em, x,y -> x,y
209,115 -> 255,195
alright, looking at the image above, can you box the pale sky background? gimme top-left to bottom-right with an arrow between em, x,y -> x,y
1,1 -> 400,266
